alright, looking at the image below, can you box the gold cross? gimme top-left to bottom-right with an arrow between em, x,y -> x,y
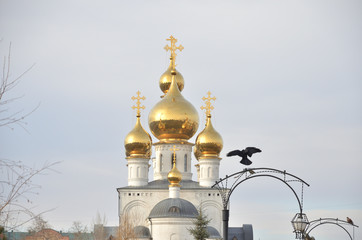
170,145 -> 180,164
201,91 -> 216,116
131,91 -> 145,117
164,35 -> 184,69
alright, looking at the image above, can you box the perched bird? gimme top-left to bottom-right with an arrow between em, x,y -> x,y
347,217 -> 354,225
305,233 -> 315,240
227,147 -> 262,165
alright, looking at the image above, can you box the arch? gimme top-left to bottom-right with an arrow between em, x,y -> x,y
200,200 -> 222,231
122,200 -> 149,226
170,233 -> 177,240
230,174 -> 304,213
306,218 -> 358,240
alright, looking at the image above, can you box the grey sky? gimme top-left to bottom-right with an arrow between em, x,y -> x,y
0,0 -> 361,239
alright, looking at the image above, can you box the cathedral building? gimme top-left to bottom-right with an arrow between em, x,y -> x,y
118,36 -> 252,240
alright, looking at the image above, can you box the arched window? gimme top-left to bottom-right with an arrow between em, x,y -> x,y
171,153 -> 176,169
159,154 -> 163,172
184,154 -> 187,172
168,206 -> 180,213
208,167 -> 212,178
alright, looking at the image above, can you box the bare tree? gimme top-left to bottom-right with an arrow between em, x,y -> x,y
93,212 -> 107,240
0,42 -> 58,231
0,160 -> 58,230
69,221 -> 90,240
0,42 -> 37,130
117,211 -> 145,240
27,215 -> 50,233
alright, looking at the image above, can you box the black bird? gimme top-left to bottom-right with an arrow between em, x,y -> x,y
227,147 -> 262,165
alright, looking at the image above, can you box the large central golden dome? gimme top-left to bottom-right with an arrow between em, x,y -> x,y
148,72 -> 199,142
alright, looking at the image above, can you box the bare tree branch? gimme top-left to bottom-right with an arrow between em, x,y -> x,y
0,42 -> 37,130
0,159 -> 59,230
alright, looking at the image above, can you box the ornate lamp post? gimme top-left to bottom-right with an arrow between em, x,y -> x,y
291,212 -> 309,239
212,167 -> 309,240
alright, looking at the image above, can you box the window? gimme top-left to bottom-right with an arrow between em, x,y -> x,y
160,154 -> 163,171
184,154 -> 187,171
168,206 -> 180,213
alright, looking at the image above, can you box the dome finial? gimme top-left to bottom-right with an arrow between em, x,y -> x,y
164,35 -> 184,72
201,91 -> 216,118
168,145 -> 182,187
132,91 -> 146,117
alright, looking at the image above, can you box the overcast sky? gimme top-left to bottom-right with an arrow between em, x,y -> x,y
0,1 -> 361,240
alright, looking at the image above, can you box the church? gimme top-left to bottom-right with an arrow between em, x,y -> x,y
117,36 -> 253,240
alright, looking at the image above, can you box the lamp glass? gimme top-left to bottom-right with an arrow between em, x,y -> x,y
291,213 -> 309,232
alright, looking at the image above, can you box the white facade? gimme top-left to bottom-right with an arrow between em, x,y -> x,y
127,157 -> 149,187
118,144 -> 224,239
117,184 -> 223,233
198,157 -> 221,187
152,143 -> 193,181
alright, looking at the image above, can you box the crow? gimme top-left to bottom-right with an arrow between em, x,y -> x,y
226,147 -> 262,165
347,217 -> 354,225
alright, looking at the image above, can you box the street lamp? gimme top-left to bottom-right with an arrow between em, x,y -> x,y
291,212 -> 309,239
212,168 -> 310,240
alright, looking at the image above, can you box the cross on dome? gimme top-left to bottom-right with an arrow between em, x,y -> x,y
201,91 -> 216,117
164,35 -> 184,70
131,91 -> 146,117
170,145 -> 180,164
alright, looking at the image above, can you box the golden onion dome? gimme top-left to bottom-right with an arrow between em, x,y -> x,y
125,91 -> 152,158
168,161 -> 182,187
124,116 -> 152,159
194,115 -> 223,160
148,72 -> 199,142
159,57 -> 184,94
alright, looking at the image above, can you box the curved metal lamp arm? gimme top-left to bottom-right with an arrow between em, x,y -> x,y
306,218 -> 359,240
212,167 -> 310,213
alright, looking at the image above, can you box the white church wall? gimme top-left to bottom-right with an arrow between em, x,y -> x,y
150,218 -> 195,240
179,188 -> 223,236
153,143 -> 193,181
118,187 -> 223,236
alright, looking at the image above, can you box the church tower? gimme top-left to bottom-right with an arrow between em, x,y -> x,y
194,92 -> 223,187
148,36 -> 199,182
124,91 -> 152,186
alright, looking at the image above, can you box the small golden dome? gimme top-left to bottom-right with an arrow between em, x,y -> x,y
194,116 -> 223,160
148,73 -> 199,142
159,57 -> 184,94
124,117 -> 152,158
168,161 -> 182,187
